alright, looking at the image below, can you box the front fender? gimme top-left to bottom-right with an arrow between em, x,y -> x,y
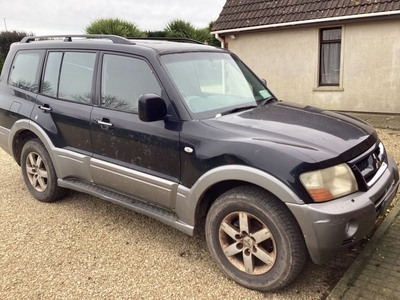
175,165 -> 304,229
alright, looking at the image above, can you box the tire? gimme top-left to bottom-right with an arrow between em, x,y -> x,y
21,139 -> 67,202
205,186 -> 307,291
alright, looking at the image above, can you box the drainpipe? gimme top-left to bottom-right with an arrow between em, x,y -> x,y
214,33 -> 225,48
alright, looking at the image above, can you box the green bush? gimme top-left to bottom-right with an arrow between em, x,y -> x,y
0,31 -> 31,73
164,19 -> 220,46
146,31 -> 167,38
85,18 -> 146,37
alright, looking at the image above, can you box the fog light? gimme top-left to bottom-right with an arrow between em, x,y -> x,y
345,219 -> 358,238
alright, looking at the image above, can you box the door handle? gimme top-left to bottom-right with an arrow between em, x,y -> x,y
95,119 -> 113,127
38,104 -> 52,112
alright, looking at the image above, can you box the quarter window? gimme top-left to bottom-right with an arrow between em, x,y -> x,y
101,54 -> 162,113
319,28 -> 342,86
9,51 -> 41,92
42,52 -> 62,97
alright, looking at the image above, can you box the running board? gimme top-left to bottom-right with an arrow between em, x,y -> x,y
58,178 -> 194,235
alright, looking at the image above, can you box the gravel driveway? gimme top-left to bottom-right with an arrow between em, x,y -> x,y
1,129 -> 399,300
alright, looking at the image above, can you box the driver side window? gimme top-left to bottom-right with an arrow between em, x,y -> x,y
101,54 -> 162,113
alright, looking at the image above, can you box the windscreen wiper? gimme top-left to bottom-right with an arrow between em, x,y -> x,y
259,96 -> 278,106
216,105 -> 258,118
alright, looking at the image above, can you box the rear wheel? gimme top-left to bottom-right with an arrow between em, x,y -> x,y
21,139 -> 67,202
205,186 -> 307,291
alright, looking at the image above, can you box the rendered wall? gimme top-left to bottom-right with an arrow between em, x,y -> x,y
226,19 -> 400,113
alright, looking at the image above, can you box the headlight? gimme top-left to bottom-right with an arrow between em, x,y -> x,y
300,163 -> 358,202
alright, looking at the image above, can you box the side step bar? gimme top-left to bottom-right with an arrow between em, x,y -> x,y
58,178 -> 194,235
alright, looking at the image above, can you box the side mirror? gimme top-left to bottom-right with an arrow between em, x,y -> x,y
138,94 -> 167,122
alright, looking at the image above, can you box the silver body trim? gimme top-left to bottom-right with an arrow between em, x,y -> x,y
2,121 -> 399,265
287,155 -> 399,264
175,165 -> 304,227
1,121 -> 305,236
368,162 -> 387,187
0,126 -> 11,156
90,158 -> 178,209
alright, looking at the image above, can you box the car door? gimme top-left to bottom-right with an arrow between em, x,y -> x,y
90,53 -> 180,209
33,51 -> 96,180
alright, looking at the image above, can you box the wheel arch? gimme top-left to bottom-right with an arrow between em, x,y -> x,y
9,120 -> 57,169
12,129 -> 39,165
175,165 -> 305,234
192,179 -> 248,233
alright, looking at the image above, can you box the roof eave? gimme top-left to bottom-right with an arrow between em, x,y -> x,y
211,10 -> 400,35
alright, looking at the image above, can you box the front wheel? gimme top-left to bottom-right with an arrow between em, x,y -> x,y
205,186 -> 307,291
21,139 -> 67,202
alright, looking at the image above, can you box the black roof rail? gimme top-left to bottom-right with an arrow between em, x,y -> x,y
20,34 -> 133,45
128,37 -> 206,45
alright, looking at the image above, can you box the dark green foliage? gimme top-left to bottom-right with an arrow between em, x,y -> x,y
0,31 -> 32,73
207,21 -> 221,47
0,54 -> 4,73
146,31 -> 167,38
85,18 -> 146,37
164,19 -> 220,46
164,20 -> 196,39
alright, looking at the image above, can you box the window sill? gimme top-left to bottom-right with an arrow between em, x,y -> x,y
313,86 -> 344,92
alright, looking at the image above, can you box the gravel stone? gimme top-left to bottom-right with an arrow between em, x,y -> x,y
0,128 -> 399,299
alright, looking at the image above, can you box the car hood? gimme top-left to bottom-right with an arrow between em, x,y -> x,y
201,101 -> 377,166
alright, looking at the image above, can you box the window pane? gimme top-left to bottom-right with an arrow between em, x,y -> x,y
320,43 -> 341,85
59,52 -> 96,103
322,28 -> 341,41
42,52 -> 62,97
101,54 -> 161,112
9,52 -> 40,92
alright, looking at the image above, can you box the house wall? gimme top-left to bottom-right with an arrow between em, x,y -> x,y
226,19 -> 400,113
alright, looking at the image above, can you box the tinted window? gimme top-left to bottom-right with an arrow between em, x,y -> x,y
319,28 -> 342,86
42,52 -> 63,97
9,51 -> 40,92
59,52 -> 96,103
101,54 -> 162,113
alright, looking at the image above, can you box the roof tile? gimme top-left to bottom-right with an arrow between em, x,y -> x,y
213,0 -> 400,31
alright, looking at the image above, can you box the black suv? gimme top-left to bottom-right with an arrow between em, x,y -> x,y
0,35 -> 398,291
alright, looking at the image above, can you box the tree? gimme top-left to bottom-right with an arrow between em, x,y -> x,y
0,31 -> 32,72
164,20 -> 196,39
146,30 -> 167,38
164,19 -> 215,44
207,21 -> 221,47
85,18 -> 146,37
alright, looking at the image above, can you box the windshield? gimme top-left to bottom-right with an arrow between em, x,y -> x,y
161,52 -> 273,119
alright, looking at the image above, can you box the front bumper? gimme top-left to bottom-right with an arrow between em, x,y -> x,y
287,154 -> 399,264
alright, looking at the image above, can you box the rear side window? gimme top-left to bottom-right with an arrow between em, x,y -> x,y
9,51 -> 41,92
42,51 -> 96,103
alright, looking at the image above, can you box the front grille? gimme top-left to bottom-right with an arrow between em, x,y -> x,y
348,142 -> 389,215
354,157 -> 369,175
352,142 -> 386,184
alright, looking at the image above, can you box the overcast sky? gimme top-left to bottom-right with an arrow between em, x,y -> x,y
1,0 -> 226,35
